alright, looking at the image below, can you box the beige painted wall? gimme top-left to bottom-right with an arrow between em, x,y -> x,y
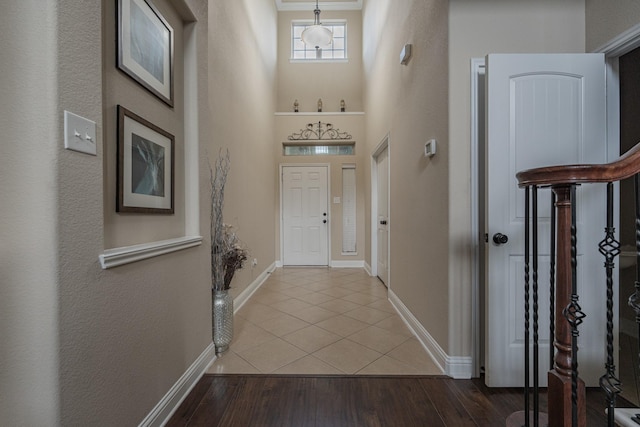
586,0 -> 640,51
277,10 -> 363,112
275,114 -> 365,263
57,0 -> 213,424
0,1 -> 61,424
363,0 -> 450,350
103,0 -> 187,248
448,0 -> 585,357
208,0 -> 278,300
2,0 -> 272,424
276,9 -> 364,265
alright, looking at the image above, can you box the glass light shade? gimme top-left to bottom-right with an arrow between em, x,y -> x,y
301,25 -> 333,49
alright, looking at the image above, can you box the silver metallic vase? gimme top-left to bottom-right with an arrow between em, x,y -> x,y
212,289 -> 233,354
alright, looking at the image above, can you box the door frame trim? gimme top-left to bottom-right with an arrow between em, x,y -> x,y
279,163 -> 331,266
594,23 -> 640,164
371,134 -> 390,285
470,58 -> 485,379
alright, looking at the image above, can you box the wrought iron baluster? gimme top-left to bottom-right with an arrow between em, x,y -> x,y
550,191 -> 556,371
562,185 -> 585,427
532,186 -> 540,426
524,185 -> 531,427
598,182 -> 621,427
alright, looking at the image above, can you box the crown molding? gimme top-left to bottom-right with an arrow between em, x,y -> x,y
275,0 -> 362,11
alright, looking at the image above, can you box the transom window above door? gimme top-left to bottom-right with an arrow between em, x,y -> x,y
291,21 -> 347,61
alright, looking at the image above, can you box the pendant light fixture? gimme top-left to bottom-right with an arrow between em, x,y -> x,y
300,0 -> 333,49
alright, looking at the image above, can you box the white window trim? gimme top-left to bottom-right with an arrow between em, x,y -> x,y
291,19 -> 348,62
289,59 -> 349,64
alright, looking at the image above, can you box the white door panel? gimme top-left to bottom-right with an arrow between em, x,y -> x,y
486,54 -> 607,387
282,166 -> 329,265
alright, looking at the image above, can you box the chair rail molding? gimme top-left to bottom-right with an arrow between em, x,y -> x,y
99,236 -> 202,269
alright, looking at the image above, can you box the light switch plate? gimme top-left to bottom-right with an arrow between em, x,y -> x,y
64,110 -> 97,155
425,139 -> 436,157
400,43 -> 412,65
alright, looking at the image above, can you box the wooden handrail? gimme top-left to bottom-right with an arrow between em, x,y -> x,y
517,142 -> 640,187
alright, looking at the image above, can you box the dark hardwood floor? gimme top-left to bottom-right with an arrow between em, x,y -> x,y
166,375 -> 631,426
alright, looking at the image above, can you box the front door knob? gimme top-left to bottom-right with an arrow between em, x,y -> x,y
492,233 -> 508,245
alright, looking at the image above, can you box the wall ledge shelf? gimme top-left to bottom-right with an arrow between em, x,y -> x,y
275,112 -> 364,116
99,236 -> 202,269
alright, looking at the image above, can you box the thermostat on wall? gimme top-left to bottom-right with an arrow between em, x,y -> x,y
425,139 -> 437,157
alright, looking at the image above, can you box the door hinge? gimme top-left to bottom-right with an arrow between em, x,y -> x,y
484,233 -> 488,243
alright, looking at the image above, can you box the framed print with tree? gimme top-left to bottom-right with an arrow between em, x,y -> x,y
117,0 -> 174,106
117,105 -> 175,214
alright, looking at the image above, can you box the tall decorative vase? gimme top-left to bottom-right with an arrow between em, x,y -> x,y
212,289 -> 234,355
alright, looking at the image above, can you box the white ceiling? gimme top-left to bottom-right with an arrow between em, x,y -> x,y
275,0 -> 363,11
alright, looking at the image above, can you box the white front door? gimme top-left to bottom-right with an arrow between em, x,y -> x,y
282,165 -> 329,266
376,148 -> 389,285
485,54 -> 608,387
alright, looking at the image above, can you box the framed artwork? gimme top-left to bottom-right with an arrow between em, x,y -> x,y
117,105 -> 175,214
117,0 -> 174,107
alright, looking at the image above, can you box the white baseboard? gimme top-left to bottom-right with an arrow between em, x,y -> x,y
234,262 -> 276,313
363,261 -> 372,276
138,343 -> 217,427
274,260 -> 365,269
445,356 -> 473,379
138,263 -> 276,427
388,290 -> 473,379
330,260 -> 365,268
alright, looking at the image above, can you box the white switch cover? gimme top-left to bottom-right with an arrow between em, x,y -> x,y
333,197 -> 341,204
424,139 -> 436,157
64,110 -> 96,155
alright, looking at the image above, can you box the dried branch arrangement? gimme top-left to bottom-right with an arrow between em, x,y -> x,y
209,150 -> 247,291
210,149 -> 230,291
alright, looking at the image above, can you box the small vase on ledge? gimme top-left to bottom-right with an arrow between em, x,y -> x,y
212,288 -> 233,355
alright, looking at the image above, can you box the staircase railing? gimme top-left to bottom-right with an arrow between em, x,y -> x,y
513,142 -> 640,427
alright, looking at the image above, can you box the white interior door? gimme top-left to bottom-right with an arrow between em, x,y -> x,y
282,165 -> 329,266
485,54 -> 608,387
376,148 -> 389,285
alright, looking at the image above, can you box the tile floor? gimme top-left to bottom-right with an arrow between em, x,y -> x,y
207,267 -> 443,375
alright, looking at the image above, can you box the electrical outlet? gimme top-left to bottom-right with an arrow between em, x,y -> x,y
64,110 -> 96,155
251,258 -> 258,267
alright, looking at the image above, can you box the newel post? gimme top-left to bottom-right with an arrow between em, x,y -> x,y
548,185 -> 585,427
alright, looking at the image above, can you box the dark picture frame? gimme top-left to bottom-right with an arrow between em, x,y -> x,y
117,0 -> 174,107
117,105 -> 175,214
